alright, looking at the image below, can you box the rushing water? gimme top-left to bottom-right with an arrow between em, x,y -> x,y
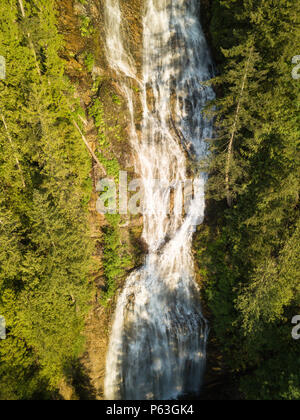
104,0 -> 215,400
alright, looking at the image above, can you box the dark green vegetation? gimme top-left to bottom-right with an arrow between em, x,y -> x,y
196,0 -> 300,400
0,0 -> 93,399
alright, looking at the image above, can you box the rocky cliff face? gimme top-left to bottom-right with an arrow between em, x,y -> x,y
56,0 -> 145,400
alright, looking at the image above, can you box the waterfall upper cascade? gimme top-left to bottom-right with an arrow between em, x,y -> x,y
104,0 -> 215,400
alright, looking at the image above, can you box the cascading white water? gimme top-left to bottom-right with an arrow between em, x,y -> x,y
104,0 -> 215,400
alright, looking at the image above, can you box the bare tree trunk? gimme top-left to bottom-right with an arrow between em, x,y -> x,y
18,0 -> 41,76
72,120 -> 106,173
1,113 -> 26,188
225,45 -> 253,207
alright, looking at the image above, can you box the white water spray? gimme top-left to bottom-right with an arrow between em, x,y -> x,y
104,0 -> 215,400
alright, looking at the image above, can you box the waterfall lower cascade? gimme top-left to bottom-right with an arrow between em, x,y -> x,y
104,0 -> 215,400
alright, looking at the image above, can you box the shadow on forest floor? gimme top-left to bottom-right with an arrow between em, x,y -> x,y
64,359 -> 97,400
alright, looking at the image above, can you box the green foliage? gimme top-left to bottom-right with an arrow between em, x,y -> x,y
100,214 -> 133,306
84,52 -> 95,73
89,96 -> 133,304
79,15 -> 94,38
198,0 -> 300,400
112,94 -> 122,105
0,0 -> 92,399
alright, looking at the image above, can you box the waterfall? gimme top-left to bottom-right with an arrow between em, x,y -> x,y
104,0 -> 215,400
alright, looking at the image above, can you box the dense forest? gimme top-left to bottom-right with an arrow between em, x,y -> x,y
0,0 -> 93,399
197,0 -> 300,400
0,0 -> 299,400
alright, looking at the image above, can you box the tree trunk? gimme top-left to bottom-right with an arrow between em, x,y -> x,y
72,120 -> 106,173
